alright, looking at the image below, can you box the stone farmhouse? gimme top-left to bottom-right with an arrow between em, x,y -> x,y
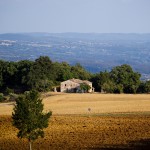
60,78 -> 94,93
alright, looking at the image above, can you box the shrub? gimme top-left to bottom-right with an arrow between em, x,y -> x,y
9,93 -> 18,101
5,87 -> 14,95
0,93 -> 4,102
80,83 -> 91,93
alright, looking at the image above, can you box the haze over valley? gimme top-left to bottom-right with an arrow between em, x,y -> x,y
0,33 -> 150,80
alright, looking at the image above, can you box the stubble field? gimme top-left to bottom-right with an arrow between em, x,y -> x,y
0,93 -> 150,150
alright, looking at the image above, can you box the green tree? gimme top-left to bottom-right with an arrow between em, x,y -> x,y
71,63 -> 91,80
26,56 -> 53,91
0,60 -> 4,89
138,81 -> 150,93
144,81 -> 150,93
12,90 -> 52,150
101,80 -> 115,93
0,59 -> 33,92
80,83 -> 91,93
16,60 -> 33,89
53,62 -> 73,81
110,64 -> 141,93
3,61 -> 17,87
90,71 -> 110,92
0,93 -> 5,102
113,84 -> 123,93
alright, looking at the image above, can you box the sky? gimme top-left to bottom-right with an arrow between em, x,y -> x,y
0,0 -> 150,33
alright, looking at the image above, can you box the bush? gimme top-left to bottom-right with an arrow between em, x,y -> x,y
80,83 -> 91,93
5,87 -> 14,95
0,93 -> 4,102
9,93 -> 18,101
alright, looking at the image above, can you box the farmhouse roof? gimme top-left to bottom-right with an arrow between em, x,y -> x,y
70,78 -> 83,83
69,78 -> 91,84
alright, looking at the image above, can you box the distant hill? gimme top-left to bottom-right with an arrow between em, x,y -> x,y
0,33 -> 150,80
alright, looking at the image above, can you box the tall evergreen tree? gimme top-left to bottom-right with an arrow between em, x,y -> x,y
12,90 -> 52,150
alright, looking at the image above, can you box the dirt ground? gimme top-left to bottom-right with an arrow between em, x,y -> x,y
0,115 -> 150,150
0,93 -> 150,150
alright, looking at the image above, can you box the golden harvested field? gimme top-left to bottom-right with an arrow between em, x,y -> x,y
1,93 -> 150,115
43,93 -> 150,115
0,93 -> 150,150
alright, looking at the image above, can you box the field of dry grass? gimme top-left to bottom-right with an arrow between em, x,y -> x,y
1,93 -> 150,115
43,93 -> 150,115
0,93 -> 150,150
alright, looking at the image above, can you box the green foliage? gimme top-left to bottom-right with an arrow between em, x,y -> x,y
145,81 -> 150,93
114,84 -> 123,93
110,64 -> 141,93
0,56 -> 92,93
16,60 -> 33,88
90,64 -> 141,93
52,62 -> 73,81
0,93 -> 4,102
80,83 -> 91,93
71,63 -> 91,80
36,79 -> 54,92
138,81 -> 150,93
52,62 -> 91,82
26,56 -> 53,91
0,57 -> 146,94
2,62 -> 18,87
101,80 -> 115,93
12,90 -> 52,147
90,71 -> 110,92
9,93 -> 18,101
0,60 -> 4,88
5,87 -> 14,95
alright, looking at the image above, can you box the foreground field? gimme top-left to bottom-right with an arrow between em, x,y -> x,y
0,93 -> 150,149
0,115 -> 150,150
0,93 -> 150,115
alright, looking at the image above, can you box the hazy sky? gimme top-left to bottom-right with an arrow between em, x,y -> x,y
0,0 -> 150,33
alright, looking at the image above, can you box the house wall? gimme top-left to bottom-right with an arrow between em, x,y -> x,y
88,82 -> 92,93
60,79 -> 93,93
60,80 -> 80,93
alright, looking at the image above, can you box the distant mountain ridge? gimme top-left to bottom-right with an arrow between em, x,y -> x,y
0,33 -> 150,80
1,32 -> 150,40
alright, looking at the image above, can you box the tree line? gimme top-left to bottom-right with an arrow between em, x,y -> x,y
0,56 -> 150,94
